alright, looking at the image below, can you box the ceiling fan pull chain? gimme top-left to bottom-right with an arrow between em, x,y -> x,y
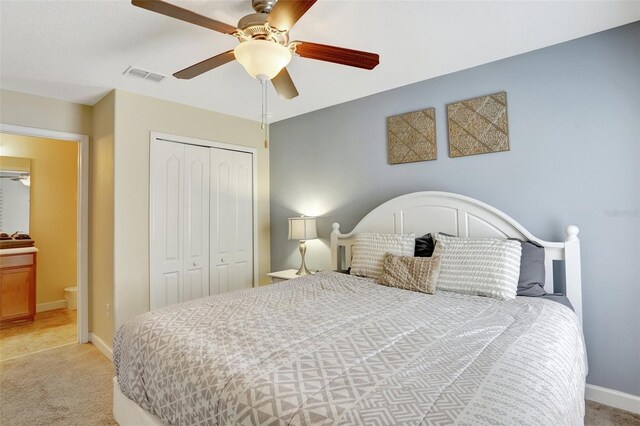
259,77 -> 269,148
264,78 -> 269,148
264,77 -> 268,129
260,79 -> 265,130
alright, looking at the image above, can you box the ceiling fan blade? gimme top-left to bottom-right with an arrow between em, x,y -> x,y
131,0 -> 237,35
267,0 -> 317,32
271,68 -> 299,100
174,50 -> 236,79
293,41 -> 379,70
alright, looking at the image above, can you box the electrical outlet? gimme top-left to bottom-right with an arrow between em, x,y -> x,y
105,303 -> 110,319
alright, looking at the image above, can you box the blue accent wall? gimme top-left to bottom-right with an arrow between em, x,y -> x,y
270,22 -> 640,395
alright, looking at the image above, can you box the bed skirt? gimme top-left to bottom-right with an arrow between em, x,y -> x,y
113,377 -> 165,426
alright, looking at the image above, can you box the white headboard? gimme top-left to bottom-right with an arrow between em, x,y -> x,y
330,191 -> 582,324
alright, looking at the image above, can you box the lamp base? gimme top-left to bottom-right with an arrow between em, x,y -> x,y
296,240 -> 311,276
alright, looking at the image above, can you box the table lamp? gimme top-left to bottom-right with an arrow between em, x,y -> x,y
288,215 -> 318,275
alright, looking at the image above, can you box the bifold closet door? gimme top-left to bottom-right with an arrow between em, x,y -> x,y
183,145 -> 210,302
210,149 -> 254,295
150,140 -> 210,310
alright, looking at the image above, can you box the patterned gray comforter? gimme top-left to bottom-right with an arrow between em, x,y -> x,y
114,271 -> 586,426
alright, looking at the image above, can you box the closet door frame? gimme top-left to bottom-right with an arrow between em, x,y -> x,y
150,132 -> 259,288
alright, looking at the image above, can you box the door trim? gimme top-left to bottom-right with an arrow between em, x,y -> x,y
150,132 -> 260,287
0,123 -> 90,344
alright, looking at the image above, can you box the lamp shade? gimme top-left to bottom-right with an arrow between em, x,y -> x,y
234,39 -> 292,80
288,216 -> 317,241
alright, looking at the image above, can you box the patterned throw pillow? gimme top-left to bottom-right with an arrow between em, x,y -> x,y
378,253 -> 441,294
433,233 -> 522,300
350,233 -> 415,280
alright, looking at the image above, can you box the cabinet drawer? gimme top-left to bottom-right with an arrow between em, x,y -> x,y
0,254 -> 34,268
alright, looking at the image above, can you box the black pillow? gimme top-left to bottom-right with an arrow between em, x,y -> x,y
414,233 -> 435,257
510,239 -> 546,296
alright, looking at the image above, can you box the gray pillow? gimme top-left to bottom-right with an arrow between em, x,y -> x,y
511,239 -> 546,296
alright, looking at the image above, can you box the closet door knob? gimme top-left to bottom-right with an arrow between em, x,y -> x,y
193,262 -> 197,267
221,258 -> 225,263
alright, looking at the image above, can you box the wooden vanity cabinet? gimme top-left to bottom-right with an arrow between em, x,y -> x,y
0,252 -> 36,326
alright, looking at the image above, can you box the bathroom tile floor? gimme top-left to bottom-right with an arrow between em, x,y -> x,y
0,308 -> 76,362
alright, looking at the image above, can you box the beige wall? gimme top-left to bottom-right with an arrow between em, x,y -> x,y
90,92 -> 115,346
0,135 -> 78,305
0,156 -> 30,171
0,89 -> 272,348
0,89 -> 92,136
113,90 -> 270,330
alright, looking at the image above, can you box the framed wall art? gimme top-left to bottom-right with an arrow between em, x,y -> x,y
387,107 -> 437,165
447,91 -> 509,158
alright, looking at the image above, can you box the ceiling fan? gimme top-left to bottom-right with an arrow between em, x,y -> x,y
131,0 -> 380,100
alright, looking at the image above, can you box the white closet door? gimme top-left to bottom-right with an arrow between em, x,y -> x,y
210,149 -> 254,294
150,140 -> 210,310
183,145 -> 210,301
150,140 -> 185,311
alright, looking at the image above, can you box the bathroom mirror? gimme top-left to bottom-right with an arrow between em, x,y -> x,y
0,156 -> 31,233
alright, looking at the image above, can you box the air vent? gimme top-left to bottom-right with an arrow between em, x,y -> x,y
123,66 -> 166,82
146,72 -> 165,82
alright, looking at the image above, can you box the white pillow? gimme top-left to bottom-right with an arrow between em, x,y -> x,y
433,233 -> 521,300
350,232 -> 415,280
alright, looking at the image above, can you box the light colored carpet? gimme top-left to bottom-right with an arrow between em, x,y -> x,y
0,343 -> 638,425
585,400 -> 640,425
0,343 -> 116,426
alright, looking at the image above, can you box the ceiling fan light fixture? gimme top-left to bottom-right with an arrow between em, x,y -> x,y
234,39 -> 292,80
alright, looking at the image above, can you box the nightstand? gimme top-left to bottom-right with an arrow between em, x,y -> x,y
267,269 -> 305,283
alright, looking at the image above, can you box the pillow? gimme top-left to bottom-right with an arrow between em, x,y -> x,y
433,233 -> 522,300
350,233 -> 415,280
414,233 -> 435,257
510,239 -> 546,296
378,253 -> 441,294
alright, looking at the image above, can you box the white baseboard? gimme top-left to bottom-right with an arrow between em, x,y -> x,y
586,384 -> 640,415
36,300 -> 67,312
90,332 -> 113,362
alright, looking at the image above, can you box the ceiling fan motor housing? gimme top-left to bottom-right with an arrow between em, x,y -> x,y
251,0 -> 277,14
237,12 -> 288,45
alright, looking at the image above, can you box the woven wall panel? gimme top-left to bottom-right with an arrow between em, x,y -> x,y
387,107 -> 437,165
447,92 -> 509,157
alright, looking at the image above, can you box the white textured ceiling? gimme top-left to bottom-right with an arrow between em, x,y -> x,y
1,1 -> 639,122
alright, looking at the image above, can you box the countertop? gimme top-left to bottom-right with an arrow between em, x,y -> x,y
0,246 -> 39,255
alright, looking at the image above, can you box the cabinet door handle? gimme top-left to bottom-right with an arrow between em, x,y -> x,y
221,258 -> 225,263
193,262 -> 197,267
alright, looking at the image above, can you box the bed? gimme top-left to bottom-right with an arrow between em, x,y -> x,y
113,191 -> 586,425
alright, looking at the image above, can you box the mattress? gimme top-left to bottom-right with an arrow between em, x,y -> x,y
114,271 -> 586,425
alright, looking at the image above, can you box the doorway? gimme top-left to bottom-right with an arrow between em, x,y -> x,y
0,125 -> 89,361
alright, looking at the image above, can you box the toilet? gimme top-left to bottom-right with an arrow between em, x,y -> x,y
64,286 -> 77,310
